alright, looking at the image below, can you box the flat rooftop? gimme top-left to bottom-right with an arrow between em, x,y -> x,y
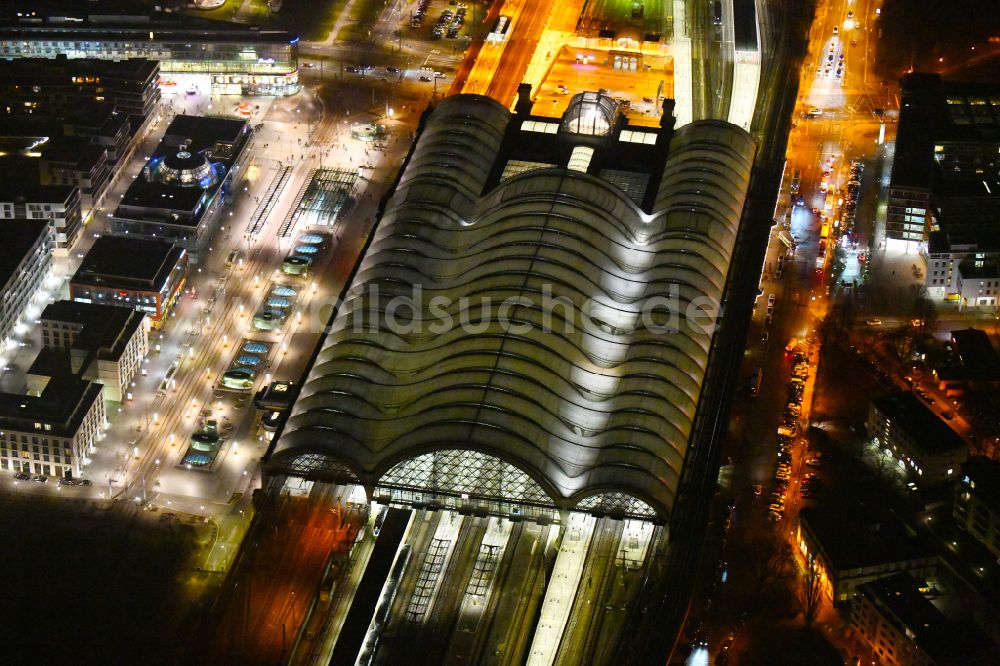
71,236 -> 184,291
40,300 -> 145,359
115,114 -> 249,224
0,218 -> 49,290
0,376 -> 103,437
872,392 -> 967,455
800,504 -> 932,572
860,573 -> 997,664
0,183 -> 76,204
892,73 -> 1000,191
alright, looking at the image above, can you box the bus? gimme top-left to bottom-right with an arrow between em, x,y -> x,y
749,367 -> 763,397
488,16 -> 511,42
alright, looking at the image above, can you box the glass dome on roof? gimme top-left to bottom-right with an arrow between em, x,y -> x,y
560,92 -> 620,136
243,341 -> 269,354
272,286 -> 297,297
152,150 -> 218,188
299,234 -> 325,245
294,245 -> 319,255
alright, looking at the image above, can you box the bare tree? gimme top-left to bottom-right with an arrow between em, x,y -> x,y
801,557 -> 824,626
747,537 -> 795,600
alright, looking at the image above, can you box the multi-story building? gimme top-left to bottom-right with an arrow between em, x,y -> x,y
0,219 -> 52,352
38,134 -> 111,219
797,505 -> 937,603
867,393 -> 968,485
0,183 -> 81,253
26,300 -> 148,404
852,573 -> 997,666
931,328 -> 1000,396
0,54 -> 160,119
887,73 -> 1000,244
70,236 -> 187,330
954,457 -> 1000,560
0,9 -> 299,96
111,115 -> 252,261
0,377 -> 104,479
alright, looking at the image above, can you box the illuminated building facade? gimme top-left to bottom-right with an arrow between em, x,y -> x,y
0,10 -> 298,96
0,219 -> 52,352
110,115 -> 252,260
266,92 -> 757,524
69,236 -> 187,330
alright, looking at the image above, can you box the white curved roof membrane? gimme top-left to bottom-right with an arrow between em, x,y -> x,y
270,95 -> 756,518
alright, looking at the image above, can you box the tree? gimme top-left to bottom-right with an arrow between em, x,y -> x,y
747,537 -> 795,600
800,557 -> 824,626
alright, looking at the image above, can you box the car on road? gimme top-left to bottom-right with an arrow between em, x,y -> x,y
942,411 -> 955,420
767,293 -> 776,306
345,66 -> 359,73
13,471 -> 30,481
805,458 -> 821,467
419,75 -> 432,82
80,479 -> 92,486
866,318 -> 882,326
761,332 -> 769,344
57,478 -> 77,486
753,484 -> 763,497
32,475 -> 48,483
386,66 -> 400,74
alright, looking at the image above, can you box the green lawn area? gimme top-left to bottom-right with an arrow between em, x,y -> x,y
184,0 -> 245,23
337,0 -> 389,42
245,0 -> 348,42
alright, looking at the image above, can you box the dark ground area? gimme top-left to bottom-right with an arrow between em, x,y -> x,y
876,0 -> 1000,82
740,624 -> 842,665
0,495 -> 215,665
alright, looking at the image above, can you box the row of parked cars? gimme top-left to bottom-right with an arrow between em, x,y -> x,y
12,471 -> 91,486
766,350 -> 811,521
842,161 -> 863,231
425,4 -> 468,39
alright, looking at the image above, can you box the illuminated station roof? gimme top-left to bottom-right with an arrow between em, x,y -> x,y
267,92 -> 756,521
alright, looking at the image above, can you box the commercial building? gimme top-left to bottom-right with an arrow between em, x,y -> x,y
110,114 -> 252,260
0,183 -> 81,253
954,457 -> 1000,560
0,54 -> 160,119
0,219 -> 52,352
266,91 -> 757,523
70,236 -> 186,330
887,73 -> 1000,244
0,9 -> 299,96
866,393 -> 968,485
0,377 -> 105,479
925,226 -> 1000,305
797,505 -> 937,603
26,300 -> 148,404
852,573 -> 997,666
931,328 -> 1000,396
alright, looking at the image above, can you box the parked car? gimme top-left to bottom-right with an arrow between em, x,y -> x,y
32,475 -> 48,483
13,471 -> 30,481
